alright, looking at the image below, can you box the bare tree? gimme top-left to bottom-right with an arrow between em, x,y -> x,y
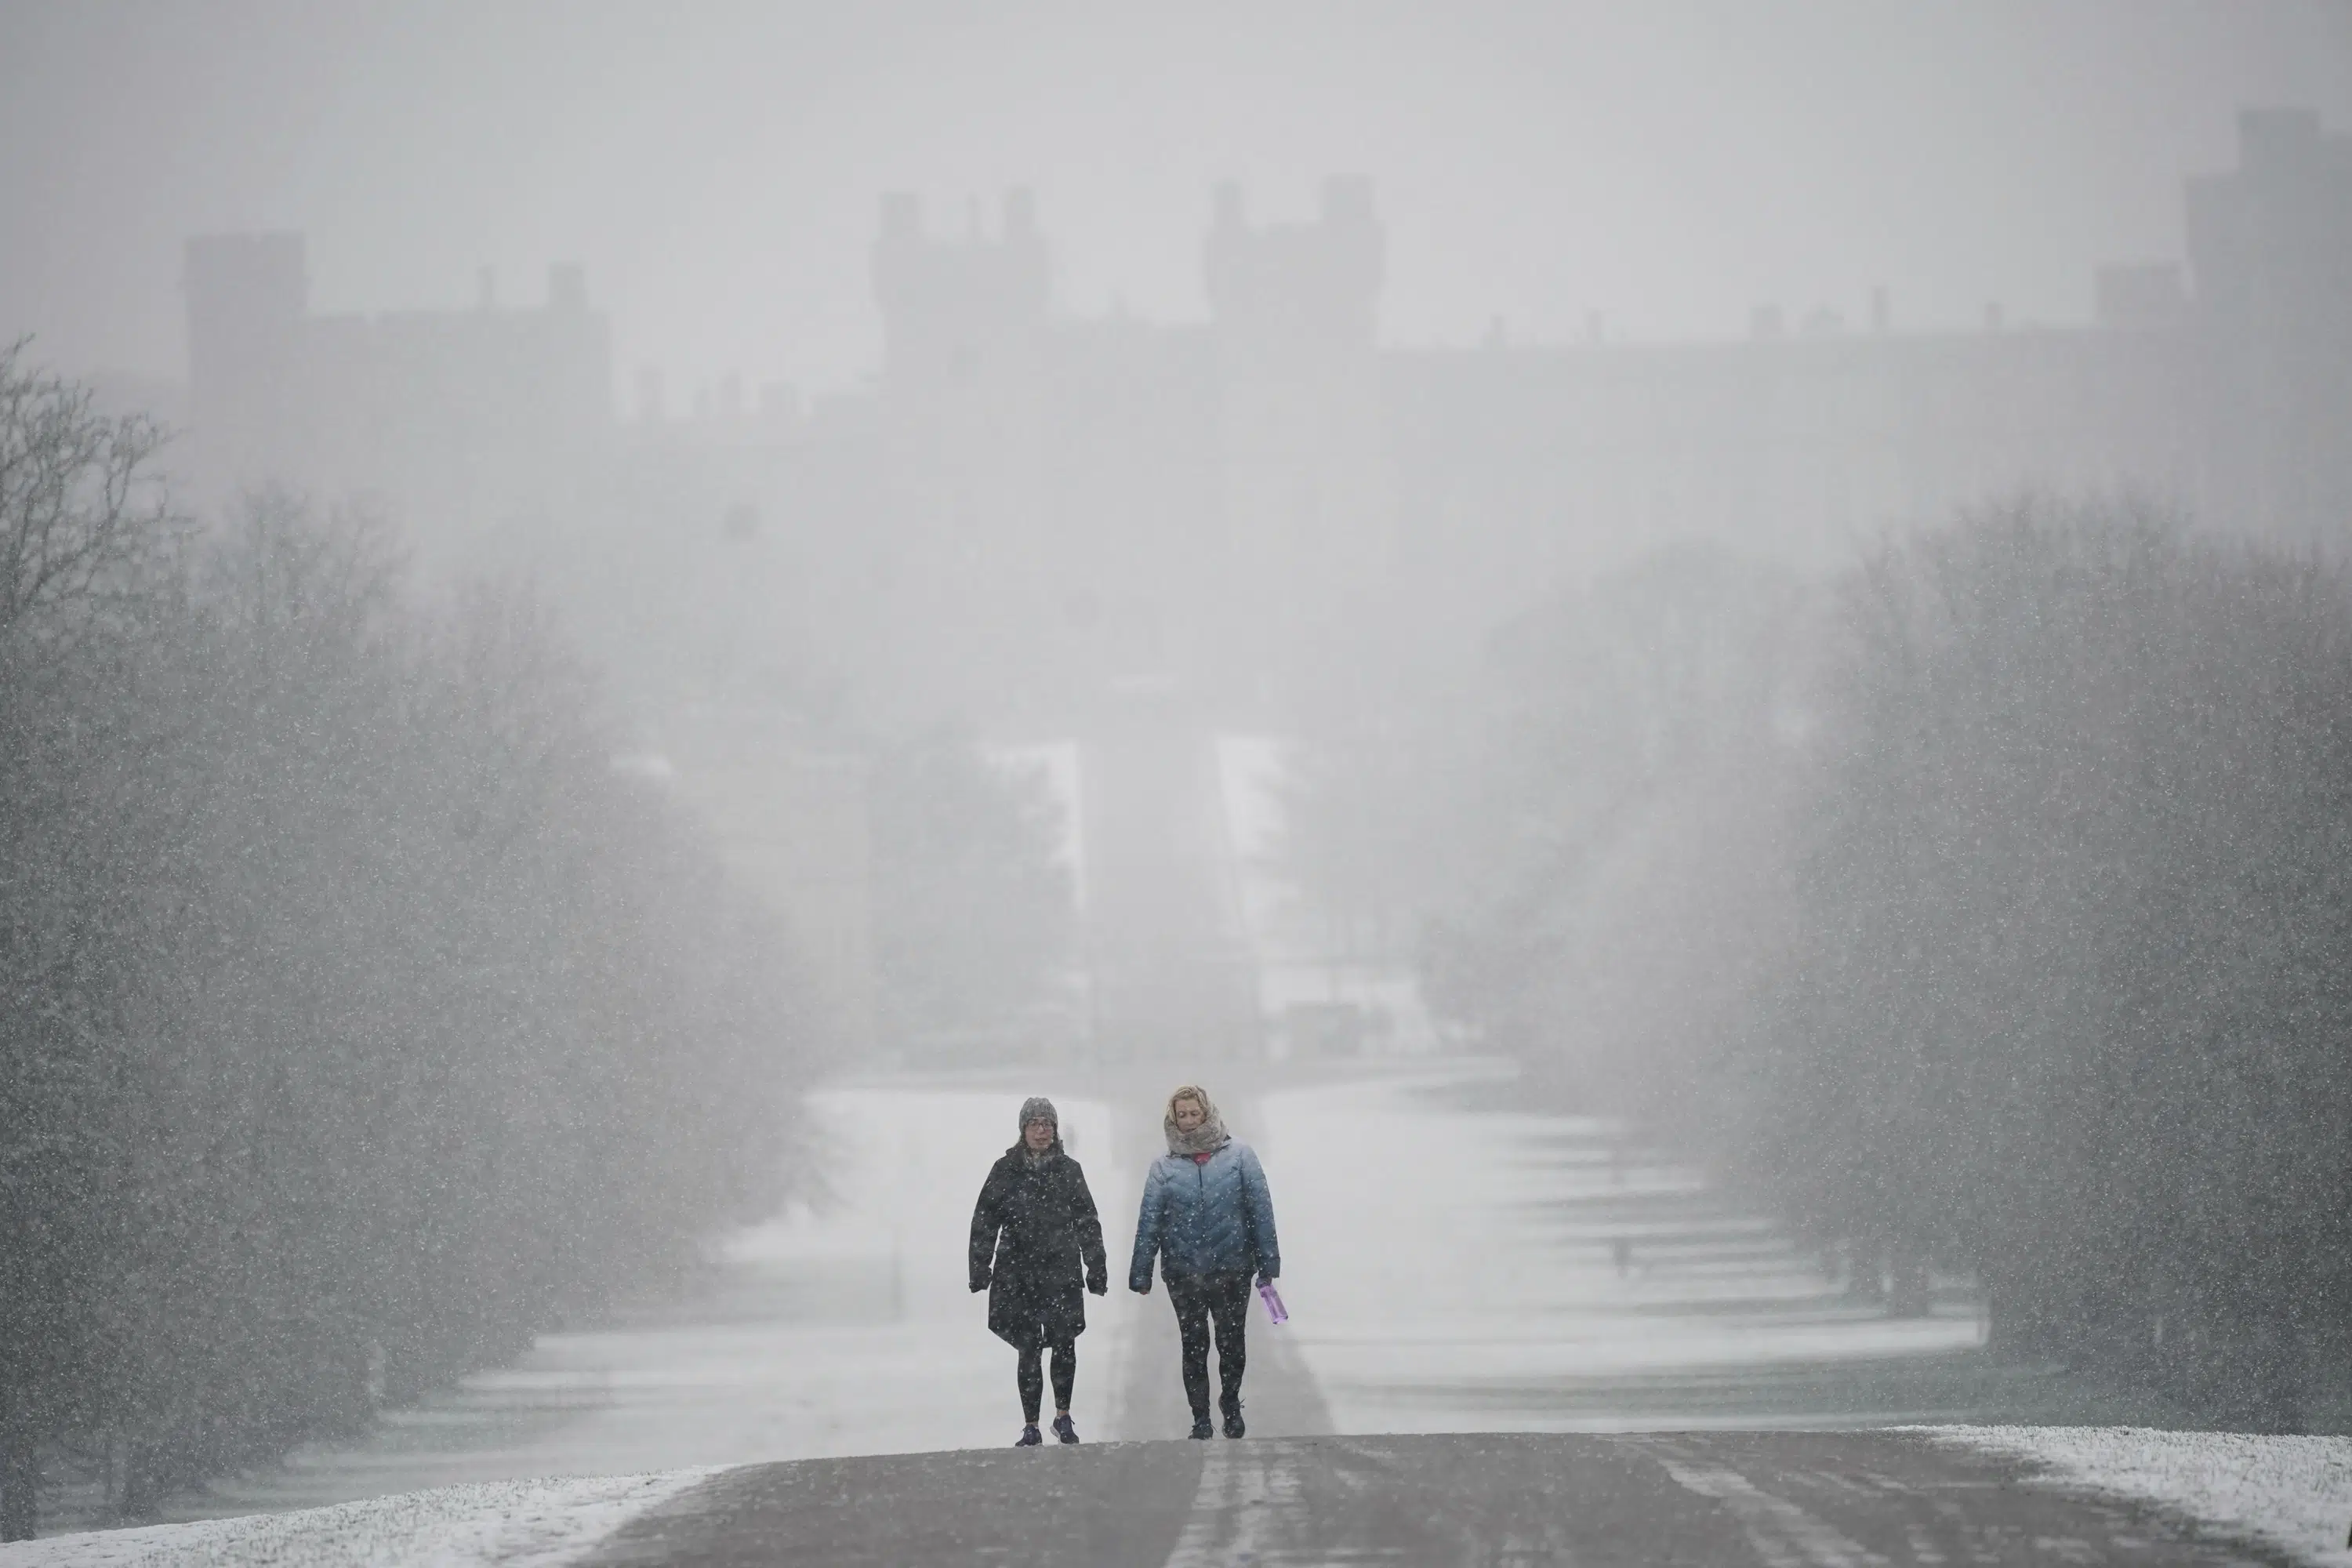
0,340 -> 174,648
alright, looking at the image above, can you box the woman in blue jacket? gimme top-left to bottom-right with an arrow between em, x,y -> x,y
1129,1084 -> 1280,1439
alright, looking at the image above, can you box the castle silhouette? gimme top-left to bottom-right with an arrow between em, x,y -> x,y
181,108 -> 2352,732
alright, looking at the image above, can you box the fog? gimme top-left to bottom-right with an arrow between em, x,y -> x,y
5,0 -> 2352,1545
9,2 -> 2352,390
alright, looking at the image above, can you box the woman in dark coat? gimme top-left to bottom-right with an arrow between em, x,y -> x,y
970,1096 -> 1108,1446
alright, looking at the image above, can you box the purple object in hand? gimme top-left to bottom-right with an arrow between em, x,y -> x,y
1258,1280 -> 1288,1326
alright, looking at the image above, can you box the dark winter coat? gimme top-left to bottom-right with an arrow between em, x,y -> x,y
1129,1140 -> 1280,1289
970,1144 -> 1109,1348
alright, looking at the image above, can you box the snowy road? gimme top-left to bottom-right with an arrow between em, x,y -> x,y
16,1428 -> 2352,1565
56,1061 -> 2190,1519
575,1432 -> 2303,1566
8,1058 -> 2256,1559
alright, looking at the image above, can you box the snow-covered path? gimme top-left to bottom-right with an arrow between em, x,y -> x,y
26,1432 -> 2345,1567
7,1057 -> 2249,1560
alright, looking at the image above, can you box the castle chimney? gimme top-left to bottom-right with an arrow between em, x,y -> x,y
1871,285 -> 1890,335
477,267 -> 496,310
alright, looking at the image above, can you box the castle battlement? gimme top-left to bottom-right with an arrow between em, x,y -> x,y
872,189 -> 1051,390
181,232 -> 612,557
1203,176 -> 1385,352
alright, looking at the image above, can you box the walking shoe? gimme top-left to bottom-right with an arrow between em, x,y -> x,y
1015,1425 -> 1044,1447
1223,1410 -> 1247,1439
1053,1414 -> 1080,1445
1188,1417 -> 1214,1439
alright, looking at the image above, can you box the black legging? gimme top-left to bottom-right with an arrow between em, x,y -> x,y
1167,1271 -> 1251,1419
1017,1339 -> 1076,1424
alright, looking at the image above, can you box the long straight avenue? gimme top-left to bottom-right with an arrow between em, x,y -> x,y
583,1432 -> 2291,1567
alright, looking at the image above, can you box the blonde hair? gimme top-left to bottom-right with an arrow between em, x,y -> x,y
1167,1085 -> 1210,1120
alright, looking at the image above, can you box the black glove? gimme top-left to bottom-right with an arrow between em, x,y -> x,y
971,1277 -> 989,1294
1087,1275 -> 1108,1296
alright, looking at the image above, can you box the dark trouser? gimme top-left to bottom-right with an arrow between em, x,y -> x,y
1167,1271 -> 1252,1420
1016,1339 -> 1076,1425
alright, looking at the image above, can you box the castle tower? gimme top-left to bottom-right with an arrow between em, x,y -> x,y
1203,177 -> 1389,710
183,232 -> 311,505
868,190 -> 1056,720
2186,108 -> 2352,543
1204,174 -> 1383,354
872,187 -> 1050,390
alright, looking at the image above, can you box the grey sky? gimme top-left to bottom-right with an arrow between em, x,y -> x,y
4,0 -> 2348,399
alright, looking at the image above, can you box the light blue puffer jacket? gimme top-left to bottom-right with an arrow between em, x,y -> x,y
1130,1140 -> 1281,1288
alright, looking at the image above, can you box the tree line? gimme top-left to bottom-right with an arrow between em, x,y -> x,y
1748,500 -> 2352,1429
1289,499 -> 2352,1431
0,346 -> 808,1537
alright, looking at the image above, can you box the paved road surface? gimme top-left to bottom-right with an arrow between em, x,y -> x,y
582,1432 -> 2288,1566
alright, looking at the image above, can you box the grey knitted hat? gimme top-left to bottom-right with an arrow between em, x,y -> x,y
1018,1096 -> 1058,1131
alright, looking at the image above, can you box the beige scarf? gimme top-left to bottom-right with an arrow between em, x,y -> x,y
1163,1084 -> 1231,1156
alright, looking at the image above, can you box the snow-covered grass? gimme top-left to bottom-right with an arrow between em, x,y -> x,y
84,1086 -> 1132,1527
1261,1071 -> 1987,1432
1924,1426 -> 2352,1566
0,1083 -> 1147,1555
0,1469 -> 716,1568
